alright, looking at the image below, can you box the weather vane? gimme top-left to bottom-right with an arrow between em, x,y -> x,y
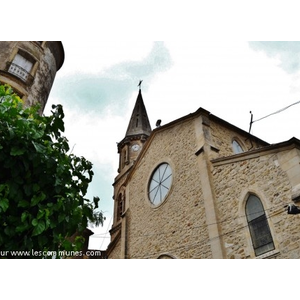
138,80 -> 143,90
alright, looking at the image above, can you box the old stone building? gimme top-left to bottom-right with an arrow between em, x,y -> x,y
0,41 -> 64,112
106,87 -> 300,259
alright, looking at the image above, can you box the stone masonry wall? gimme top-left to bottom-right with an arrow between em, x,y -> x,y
210,119 -> 300,258
209,119 -> 266,158
126,118 -> 212,258
212,153 -> 300,258
109,110 -> 300,259
107,236 -> 122,259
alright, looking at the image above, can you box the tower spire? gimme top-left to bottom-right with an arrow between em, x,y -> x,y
117,83 -> 152,173
125,82 -> 151,137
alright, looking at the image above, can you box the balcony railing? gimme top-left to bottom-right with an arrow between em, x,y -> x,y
6,62 -> 34,85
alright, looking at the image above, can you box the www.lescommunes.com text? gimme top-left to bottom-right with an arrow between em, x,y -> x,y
0,249 -> 102,257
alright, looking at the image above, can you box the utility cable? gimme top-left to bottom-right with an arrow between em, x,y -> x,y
249,100 -> 300,134
129,207 -> 286,259
253,100 -> 300,123
99,215 -> 113,250
94,201 -> 287,242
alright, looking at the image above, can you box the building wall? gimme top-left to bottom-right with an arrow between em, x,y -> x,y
108,108 -> 300,259
212,154 -> 291,258
125,117 -> 212,258
107,232 -> 122,259
208,115 -> 267,158
209,117 -> 300,259
0,41 -> 64,112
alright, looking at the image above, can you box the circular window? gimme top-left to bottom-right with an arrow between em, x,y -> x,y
148,163 -> 173,206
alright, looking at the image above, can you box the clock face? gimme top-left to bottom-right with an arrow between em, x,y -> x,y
131,144 -> 140,152
148,163 -> 173,206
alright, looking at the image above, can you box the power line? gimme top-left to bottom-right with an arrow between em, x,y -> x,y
254,100 -> 300,123
127,203 -> 286,257
99,215 -> 112,249
100,198 -> 287,258
134,201 -> 286,239
249,99 -> 300,133
129,207 -> 286,259
95,200 -> 287,243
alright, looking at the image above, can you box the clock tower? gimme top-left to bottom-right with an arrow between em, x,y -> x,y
108,84 -> 152,258
117,85 -> 152,174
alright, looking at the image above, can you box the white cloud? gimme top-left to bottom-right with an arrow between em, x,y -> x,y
249,42 -> 300,74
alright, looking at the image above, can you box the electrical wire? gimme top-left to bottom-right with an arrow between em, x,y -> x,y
95,201 -> 287,244
99,215 -> 113,250
98,201 -> 286,258
249,100 -> 300,134
129,207 -> 287,259
251,100 -> 300,125
134,195 -> 288,238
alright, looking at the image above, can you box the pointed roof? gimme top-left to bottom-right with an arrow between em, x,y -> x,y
125,89 -> 152,137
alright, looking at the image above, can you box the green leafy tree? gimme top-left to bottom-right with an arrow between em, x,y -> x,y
0,84 -> 105,258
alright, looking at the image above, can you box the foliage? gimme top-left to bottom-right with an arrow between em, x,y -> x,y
0,84 -> 105,258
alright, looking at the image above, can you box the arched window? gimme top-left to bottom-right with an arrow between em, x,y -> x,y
117,192 -> 125,221
245,194 -> 275,256
121,148 -> 128,169
157,254 -> 175,259
232,139 -> 244,154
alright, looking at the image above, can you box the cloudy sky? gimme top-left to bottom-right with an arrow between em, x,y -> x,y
43,41 -> 300,249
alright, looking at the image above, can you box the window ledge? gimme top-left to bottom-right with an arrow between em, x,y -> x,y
255,249 -> 280,259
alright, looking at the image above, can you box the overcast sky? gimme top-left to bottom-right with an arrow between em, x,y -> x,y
43,41 -> 300,250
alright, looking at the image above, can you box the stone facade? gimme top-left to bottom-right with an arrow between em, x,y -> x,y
127,117 -> 210,259
0,41 -> 64,112
107,100 -> 300,259
212,139 -> 300,259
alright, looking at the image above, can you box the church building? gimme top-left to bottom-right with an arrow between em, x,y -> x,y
106,86 -> 300,259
